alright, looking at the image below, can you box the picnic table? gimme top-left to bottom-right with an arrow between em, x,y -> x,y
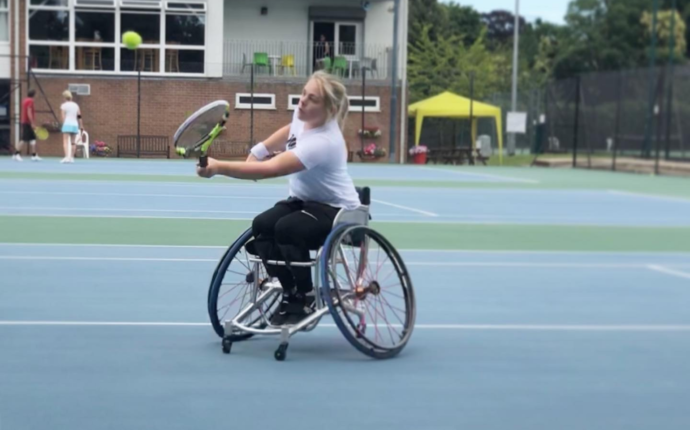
426,146 -> 488,165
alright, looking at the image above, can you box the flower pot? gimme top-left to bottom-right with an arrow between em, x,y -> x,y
412,152 -> 427,164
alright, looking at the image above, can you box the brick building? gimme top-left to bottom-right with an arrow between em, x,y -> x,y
0,0 -> 410,162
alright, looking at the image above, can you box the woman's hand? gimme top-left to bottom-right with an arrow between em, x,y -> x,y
196,157 -> 219,178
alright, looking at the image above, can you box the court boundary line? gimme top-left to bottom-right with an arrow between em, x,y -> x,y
3,255 -> 688,269
3,212 -> 689,227
648,265 -> 690,280
608,190 -> 690,204
0,191 -> 278,200
1,321 -> 690,332
371,199 -> 438,217
420,167 -> 540,184
2,243 -> 690,256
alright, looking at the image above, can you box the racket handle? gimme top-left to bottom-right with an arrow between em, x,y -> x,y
199,155 -> 208,168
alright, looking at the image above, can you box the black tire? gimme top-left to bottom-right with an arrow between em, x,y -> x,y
208,228 -> 279,338
320,224 -> 416,359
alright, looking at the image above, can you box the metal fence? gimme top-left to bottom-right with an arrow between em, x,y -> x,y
535,64 -> 690,175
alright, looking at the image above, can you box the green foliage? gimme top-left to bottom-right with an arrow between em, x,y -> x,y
641,9 -> 687,62
408,25 -> 503,102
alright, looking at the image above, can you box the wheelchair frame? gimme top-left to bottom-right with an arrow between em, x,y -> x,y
211,188 -> 415,361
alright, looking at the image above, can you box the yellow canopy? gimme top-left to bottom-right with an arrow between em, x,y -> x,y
408,91 -> 503,164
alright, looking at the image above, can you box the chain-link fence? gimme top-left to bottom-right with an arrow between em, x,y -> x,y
536,64 -> 690,175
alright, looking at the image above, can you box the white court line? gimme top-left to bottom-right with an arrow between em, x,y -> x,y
420,167 -> 540,184
648,265 -> 690,280
371,199 -> 438,217
2,255 -> 689,269
608,190 -> 690,204
0,191 -> 277,200
3,243 -> 690,257
8,212 -> 687,227
0,206 -> 260,215
1,320 -> 689,332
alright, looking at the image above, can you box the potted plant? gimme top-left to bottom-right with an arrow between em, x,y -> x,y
357,143 -> 387,161
358,126 -> 382,138
409,145 -> 428,164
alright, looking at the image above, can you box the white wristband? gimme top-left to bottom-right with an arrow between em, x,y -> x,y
250,142 -> 270,160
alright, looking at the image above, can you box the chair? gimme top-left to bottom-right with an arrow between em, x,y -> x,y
73,130 -> 90,159
253,52 -> 270,75
280,54 -> 296,76
165,50 -> 180,73
333,56 -> 348,77
207,187 -> 417,361
320,56 -> 332,73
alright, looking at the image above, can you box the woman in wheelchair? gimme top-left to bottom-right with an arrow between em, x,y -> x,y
197,71 -> 361,326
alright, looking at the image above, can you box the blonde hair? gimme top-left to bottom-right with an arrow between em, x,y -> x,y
62,90 -> 73,100
309,70 -> 349,131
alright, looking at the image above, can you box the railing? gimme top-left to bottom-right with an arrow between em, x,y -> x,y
223,40 -> 394,80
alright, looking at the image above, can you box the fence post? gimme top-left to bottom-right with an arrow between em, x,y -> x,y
572,76 -> 581,168
250,63 -> 254,145
136,70 -> 141,158
612,70 -> 623,171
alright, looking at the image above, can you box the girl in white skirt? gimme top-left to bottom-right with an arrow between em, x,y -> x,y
60,90 -> 83,163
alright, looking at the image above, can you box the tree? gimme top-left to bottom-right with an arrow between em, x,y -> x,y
480,9 -> 527,48
408,25 -> 504,102
445,2 -> 483,46
641,9 -> 687,62
408,0 -> 448,43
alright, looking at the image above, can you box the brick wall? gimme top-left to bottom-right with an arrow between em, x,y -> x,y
11,0 -> 405,162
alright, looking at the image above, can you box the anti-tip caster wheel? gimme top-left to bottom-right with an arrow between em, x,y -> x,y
222,338 -> 233,354
274,343 -> 288,361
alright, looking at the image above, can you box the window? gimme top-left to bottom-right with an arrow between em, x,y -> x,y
165,9 -> 205,73
348,96 -> 380,113
27,0 -> 207,75
235,93 -> 276,110
0,0 -> 8,42
287,95 -> 300,110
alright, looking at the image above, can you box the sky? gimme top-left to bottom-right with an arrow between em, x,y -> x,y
440,0 -> 571,25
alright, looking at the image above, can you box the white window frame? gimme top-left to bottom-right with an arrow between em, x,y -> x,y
165,2 -> 206,12
348,96 -> 380,113
235,93 -> 276,110
287,94 -> 300,110
0,0 -> 9,43
26,0 -> 207,77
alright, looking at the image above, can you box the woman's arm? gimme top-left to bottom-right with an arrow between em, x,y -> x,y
199,151 -> 304,180
246,124 -> 291,162
77,107 -> 84,130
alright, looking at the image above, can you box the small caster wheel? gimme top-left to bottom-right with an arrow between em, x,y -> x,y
274,343 -> 288,361
222,338 -> 232,354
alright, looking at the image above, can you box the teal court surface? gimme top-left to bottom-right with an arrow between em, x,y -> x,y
1,157 -> 690,430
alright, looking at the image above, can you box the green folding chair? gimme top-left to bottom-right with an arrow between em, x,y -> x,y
320,56 -> 332,73
333,56 -> 348,77
253,52 -> 269,75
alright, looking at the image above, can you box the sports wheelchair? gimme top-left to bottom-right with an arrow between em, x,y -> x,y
206,187 -> 416,361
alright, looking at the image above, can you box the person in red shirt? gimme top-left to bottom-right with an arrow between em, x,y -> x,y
14,89 -> 41,162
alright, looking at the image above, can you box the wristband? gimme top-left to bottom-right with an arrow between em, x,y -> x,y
250,142 -> 270,160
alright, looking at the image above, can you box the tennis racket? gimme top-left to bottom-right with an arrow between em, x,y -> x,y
34,126 -> 49,141
173,100 -> 229,168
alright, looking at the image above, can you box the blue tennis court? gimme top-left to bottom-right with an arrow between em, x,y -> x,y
1,159 -> 690,430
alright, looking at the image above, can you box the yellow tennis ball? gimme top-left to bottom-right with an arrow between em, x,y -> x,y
122,31 -> 142,50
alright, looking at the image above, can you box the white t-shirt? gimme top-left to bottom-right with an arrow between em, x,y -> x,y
61,101 -> 80,127
285,110 -> 361,210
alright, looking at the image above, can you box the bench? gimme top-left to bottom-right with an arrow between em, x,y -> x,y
117,135 -> 170,158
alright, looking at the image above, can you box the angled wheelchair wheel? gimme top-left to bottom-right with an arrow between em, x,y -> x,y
208,228 -> 279,338
320,224 -> 416,359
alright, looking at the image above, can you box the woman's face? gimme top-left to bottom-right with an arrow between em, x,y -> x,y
297,79 -> 329,127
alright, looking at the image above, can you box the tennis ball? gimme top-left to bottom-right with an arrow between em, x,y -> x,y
122,31 -> 142,50
176,147 -> 186,156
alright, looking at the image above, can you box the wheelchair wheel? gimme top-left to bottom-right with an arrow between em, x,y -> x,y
320,224 -> 416,359
208,228 -> 279,338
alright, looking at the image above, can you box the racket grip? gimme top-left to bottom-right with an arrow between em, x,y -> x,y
199,156 -> 208,168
